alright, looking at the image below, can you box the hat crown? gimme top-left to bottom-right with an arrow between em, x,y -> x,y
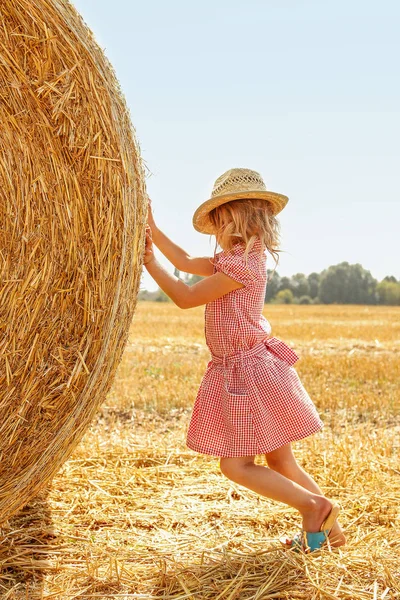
211,168 -> 267,198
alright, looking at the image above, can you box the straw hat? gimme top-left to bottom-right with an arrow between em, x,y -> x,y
193,168 -> 288,234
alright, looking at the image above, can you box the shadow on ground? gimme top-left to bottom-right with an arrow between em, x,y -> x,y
0,487 -> 59,599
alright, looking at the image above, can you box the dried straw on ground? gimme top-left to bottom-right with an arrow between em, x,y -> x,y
0,0 -> 147,524
1,304 -> 399,599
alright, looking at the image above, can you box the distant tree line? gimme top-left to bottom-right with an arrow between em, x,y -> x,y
138,262 -> 400,305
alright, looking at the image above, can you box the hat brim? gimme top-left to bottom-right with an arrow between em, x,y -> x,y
192,190 -> 289,234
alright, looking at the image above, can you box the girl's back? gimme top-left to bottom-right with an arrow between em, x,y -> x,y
206,238 -> 272,356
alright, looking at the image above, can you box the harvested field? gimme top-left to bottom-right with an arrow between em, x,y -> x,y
1,303 -> 399,599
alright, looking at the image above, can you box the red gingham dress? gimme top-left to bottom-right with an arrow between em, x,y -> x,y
186,237 -> 324,458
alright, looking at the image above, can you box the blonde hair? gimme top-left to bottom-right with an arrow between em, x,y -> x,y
209,198 -> 282,269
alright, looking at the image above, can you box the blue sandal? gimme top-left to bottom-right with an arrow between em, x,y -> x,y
281,503 -> 340,553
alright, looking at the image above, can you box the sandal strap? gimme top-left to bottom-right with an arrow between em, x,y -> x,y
286,529 -> 329,553
303,530 -> 329,552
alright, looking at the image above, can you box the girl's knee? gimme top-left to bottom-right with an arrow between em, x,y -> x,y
220,456 -> 254,482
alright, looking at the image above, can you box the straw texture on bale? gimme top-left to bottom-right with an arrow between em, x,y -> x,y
0,0 -> 147,524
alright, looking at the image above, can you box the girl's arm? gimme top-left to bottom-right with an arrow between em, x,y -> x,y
148,199 -> 214,277
143,227 -> 243,309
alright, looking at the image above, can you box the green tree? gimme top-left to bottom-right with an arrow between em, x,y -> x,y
279,276 -> 293,293
265,269 -> 281,302
307,272 -> 320,299
376,280 -> 400,305
274,289 -> 294,304
291,273 -> 310,298
299,295 -> 312,304
319,262 -> 377,304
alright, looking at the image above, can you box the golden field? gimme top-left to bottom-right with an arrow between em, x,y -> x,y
1,303 -> 399,599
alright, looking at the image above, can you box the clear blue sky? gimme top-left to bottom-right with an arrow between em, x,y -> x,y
72,0 -> 400,291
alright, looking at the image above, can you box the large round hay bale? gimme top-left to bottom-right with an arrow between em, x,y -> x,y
0,0 -> 147,523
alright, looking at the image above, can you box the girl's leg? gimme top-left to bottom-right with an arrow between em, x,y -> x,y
265,443 -> 346,546
220,455 -> 334,534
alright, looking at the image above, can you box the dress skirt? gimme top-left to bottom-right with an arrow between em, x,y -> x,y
186,336 -> 324,458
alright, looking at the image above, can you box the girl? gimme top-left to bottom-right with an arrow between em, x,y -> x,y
143,168 -> 346,552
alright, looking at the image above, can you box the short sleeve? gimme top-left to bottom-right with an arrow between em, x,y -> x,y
213,251 -> 257,286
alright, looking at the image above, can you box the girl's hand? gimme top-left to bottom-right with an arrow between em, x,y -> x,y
143,225 -> 155,265
147,196 -> 156,231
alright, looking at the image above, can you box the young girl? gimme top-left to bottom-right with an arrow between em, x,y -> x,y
143,168 -> 346,552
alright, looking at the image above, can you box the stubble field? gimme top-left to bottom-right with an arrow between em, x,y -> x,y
1,303 -> 399,599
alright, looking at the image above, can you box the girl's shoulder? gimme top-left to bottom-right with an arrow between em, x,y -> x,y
213,239 -> 266,286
